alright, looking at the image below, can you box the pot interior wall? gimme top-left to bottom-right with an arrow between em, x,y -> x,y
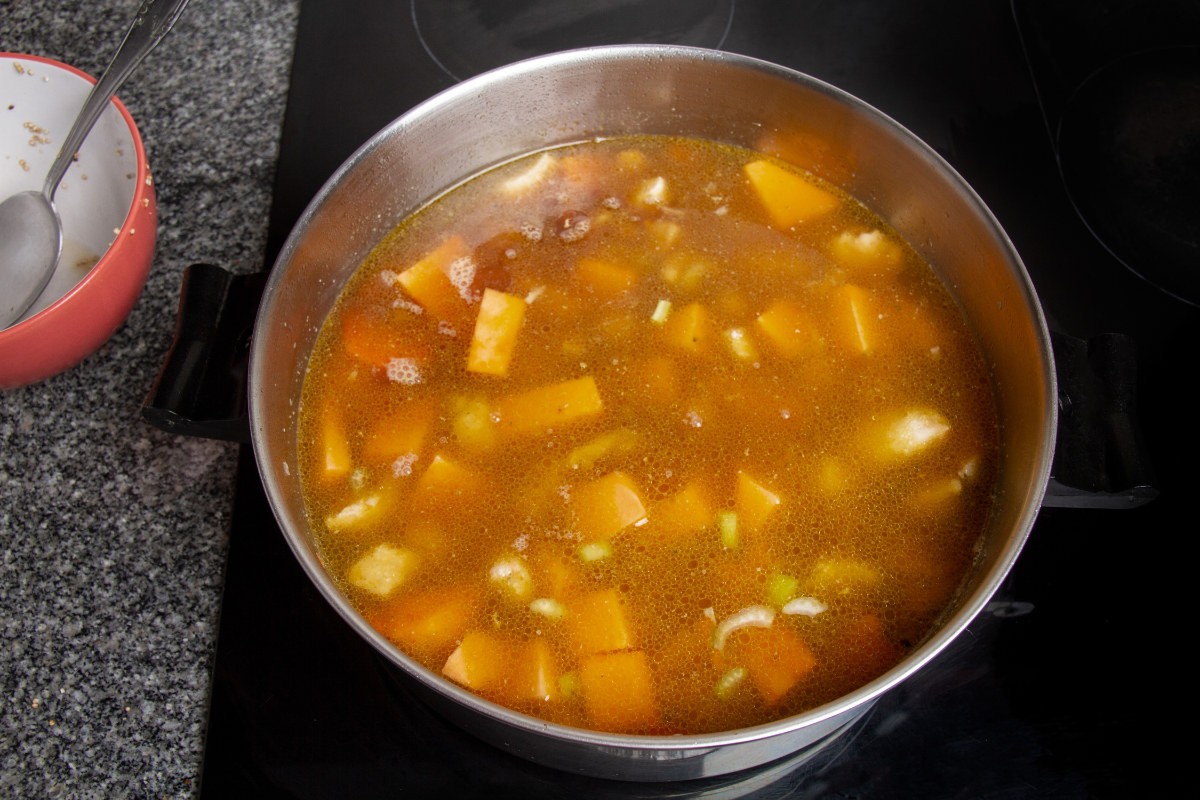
249,46 -> 1053,777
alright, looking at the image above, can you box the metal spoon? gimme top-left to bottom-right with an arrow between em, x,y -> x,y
0,0 -> 191,329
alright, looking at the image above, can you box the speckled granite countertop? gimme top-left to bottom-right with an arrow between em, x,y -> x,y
0,0 -> 299,795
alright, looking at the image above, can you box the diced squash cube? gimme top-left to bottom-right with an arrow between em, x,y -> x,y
467,288 -> 527,376
532,548 -> 583,600
361,398 -> 434,465
513,638 -> 561,703
347,544 -> 419,597
325,491 -> 385,533
579,650 -> 659,732
660,253 -> 711,292
395,235 -> 473,326
829,284 -> 874,354
575,257 -> 637,297
449,396 -> 498,451
756,300 -> 821,358
573,588 -> 633,655
737,626 -> 817,704
744,159 -> 839,228
724,327 -> 759,361
340,306 -> 433,370
807,558 -> 880,596
320,404 -> 352,480
372,585 -> 478,657
494,376 -> 604,437
571,472 -> 647,540
653,481 -> 713,537
736,471 -> 782,534
662,302 -> 711,353
411,455 -> 482,513
830,229 -> 904,276
566,428 -> 639,471
442,630 -> 513,690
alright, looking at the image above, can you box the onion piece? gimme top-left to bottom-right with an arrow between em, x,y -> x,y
712,604 -> 775,651
781,596 -> 828,617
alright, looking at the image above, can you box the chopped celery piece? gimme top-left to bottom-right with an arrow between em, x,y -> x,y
530,597 -> 568,619
651,299 -> 672,324
578,541 -> 614,562
715,666 -> 748,699
765,572 -> 799,608
717,511 -> 738,549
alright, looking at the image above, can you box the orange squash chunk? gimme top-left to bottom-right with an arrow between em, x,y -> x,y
511,637 -> 562,703
579,650 -> 659,732
736,471 -> 782,533
494,376 -> 604,436
395,235 -> 473,326
756,300 -> 821,358
411,455 -> 482,513
738,626 -> 817,704
442,629 -> 514,690
662,302 -> 711,353
575,256 -> 638,296
320,404 -> 351,480
572,471 -> 647,540
744,159 -> 840,228
361,398 -> 434,464
653,481 -> 712,537
467,288 -> 527,376
828,284 -> 874,354
372,585 -> 478,658
572,588 -> 632,655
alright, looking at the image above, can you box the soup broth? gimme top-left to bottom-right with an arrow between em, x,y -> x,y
298,136 -> 1000,735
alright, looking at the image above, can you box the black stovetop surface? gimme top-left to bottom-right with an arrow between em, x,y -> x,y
197,1 -> 1198,796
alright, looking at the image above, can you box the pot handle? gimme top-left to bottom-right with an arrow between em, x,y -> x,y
1043,330 -> 1157,509
141,263 -> 264,442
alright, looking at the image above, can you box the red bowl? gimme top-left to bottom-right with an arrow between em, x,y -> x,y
0,53 -> 157,388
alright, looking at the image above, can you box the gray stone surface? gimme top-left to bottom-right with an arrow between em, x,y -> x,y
0,0 -> 299,796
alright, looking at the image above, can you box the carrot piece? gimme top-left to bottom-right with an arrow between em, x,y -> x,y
736,471 -> 782,534
755,300 -> 821,358
371,585 -> 478,658
662,302 -> 711,353
442,629 -> 514,690
494,376 -> 604,437
467,288 -> 527,376
744,159 -> 840,228
361,398 -> 434,465
575,257 -> 637,297
512,637 -> 561,703
828,284 -> 874,354
571,471 -> 647,540
653,481 -> 712,537
572,588 -> 633,655
579,650 -> 659,732
737,626 -> 817,704
340,305 -> 432,370
395,235 -> 474,326
320,403 -> 351,480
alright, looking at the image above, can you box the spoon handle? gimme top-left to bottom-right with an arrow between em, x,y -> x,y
43,0 -> 191,199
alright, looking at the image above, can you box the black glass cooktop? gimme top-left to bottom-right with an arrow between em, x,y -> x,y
195,1 -> 1199,796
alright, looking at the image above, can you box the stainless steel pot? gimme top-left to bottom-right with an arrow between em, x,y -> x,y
247,44 -> 1055,781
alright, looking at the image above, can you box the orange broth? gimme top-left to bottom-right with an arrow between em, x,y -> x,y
297,135 -> 1000,735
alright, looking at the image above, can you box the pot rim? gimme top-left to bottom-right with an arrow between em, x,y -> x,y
250,42 -> 1055,759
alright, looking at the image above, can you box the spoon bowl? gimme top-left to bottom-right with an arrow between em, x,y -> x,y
0,190 -> 62,323
0,54 -> 156,388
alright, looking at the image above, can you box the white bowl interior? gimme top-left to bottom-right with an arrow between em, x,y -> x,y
0,56 -> 140,319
